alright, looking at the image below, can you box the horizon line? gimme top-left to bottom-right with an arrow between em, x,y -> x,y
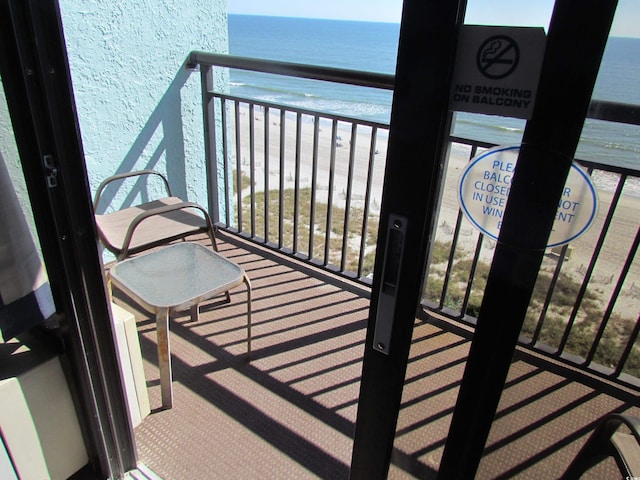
227,12 -> 401,25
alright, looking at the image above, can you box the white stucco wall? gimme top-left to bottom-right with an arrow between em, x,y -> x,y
58,0 -> 228,211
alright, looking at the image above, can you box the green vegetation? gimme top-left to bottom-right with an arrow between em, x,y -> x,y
231,171 -> 253,194
424,240 -> 640,378
424,242 -> 488,316
240,187 -> 379,277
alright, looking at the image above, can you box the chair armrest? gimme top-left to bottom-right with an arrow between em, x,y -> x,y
94,170 -> 172,210
603,414 -> 640,477
562,413 -> 640,479
595,413 -> 640,446
120,201 -> 217,259
614,414 -> 640,440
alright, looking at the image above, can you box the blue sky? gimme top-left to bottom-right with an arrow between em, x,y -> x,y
227,0 -> 640,37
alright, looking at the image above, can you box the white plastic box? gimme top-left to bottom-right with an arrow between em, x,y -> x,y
111,301 -> 150,427
0,352 -> 88,480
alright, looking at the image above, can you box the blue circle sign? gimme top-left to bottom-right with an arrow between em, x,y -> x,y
458,145 -> 598,248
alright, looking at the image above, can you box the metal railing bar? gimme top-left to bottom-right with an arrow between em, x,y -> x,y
264,106 -> 270,242
325,119 -> 338,265
341,123 -> 358,273
189,51 -> 395,91
358,127 -> 378,279
469,142 -> 482,159
293,112 -> 302,253
530,245 -> 570,346
437,144 -> 480,312
249,103 -> 256,237
586,224 -> 640,365
460,233 -> 485,317
210,92 -> 389,131
588,99 -> 640,126
220,97 -> 231,227
615,312 -> 640,377
309,115 -> 320,260
234,100 -> 243,230
204,68 -> 220,224
278,109 -> 286,249
448,134 -> 640,178
439,209 -> 465,311
558,174 -> 627,355
576,157 -> 640,177
449,135 -> 495,150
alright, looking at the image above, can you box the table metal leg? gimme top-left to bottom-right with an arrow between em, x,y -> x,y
156,307 -> 173,409
190,304 -> 199,322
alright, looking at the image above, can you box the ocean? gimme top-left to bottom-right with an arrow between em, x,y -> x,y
228,14 -> 640,172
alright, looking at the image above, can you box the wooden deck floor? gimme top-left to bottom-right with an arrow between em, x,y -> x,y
116,233 -> 640,479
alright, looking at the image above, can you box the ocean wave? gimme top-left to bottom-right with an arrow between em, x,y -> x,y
229,80 -> 639,172
498,126 -> 523,133
231,82 -> 325,100
230,82 -> 391,122
284,97 -> 391,121
455,117 -> 523,135
575,138 -> 640,170
578,135 -> 640,153
230,75 -> 391,104
590,170 -> 640,198
603,142 -> 640,154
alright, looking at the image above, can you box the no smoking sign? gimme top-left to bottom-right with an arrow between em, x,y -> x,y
477,35 -> 520,79
450,26 -> 546,119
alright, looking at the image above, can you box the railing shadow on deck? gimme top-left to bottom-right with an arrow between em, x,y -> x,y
112,234 -> 639,479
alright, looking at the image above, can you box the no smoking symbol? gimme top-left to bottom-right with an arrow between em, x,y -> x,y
476,35 -> 520,79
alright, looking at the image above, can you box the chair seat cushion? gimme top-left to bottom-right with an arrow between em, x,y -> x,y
95,197 -> 208,255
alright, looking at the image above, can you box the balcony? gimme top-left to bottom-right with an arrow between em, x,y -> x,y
113,53 -> 640,478
124,233 -> 639,479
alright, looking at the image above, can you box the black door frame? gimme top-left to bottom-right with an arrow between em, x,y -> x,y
351,0 -> 618,478
0,0 -> 137,477
351,0 -> 467,478
1,0 -> 620,477
439,1 -> 618,477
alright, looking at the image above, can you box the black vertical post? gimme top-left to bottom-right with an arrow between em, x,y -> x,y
438,1 -> 618,478
350,0 -> 465,478
200,65 -> 220,224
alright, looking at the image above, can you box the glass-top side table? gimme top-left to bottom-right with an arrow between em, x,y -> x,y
108,242 -> 251,409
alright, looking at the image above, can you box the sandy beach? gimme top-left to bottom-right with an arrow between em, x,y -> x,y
230,104 -> 640,320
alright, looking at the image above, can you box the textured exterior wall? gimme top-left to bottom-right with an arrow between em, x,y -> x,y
58,0 -> 228,210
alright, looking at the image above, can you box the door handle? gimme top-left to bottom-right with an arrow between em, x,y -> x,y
373,214 -> 407,355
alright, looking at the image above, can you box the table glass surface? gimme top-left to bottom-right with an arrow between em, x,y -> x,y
109,242 -> 244,309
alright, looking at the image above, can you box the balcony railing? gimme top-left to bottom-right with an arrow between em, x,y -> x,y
189,51 -> 640,392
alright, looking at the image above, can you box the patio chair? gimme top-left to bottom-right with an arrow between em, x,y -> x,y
94,170 -> 218,261
561,412 -> 640,479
